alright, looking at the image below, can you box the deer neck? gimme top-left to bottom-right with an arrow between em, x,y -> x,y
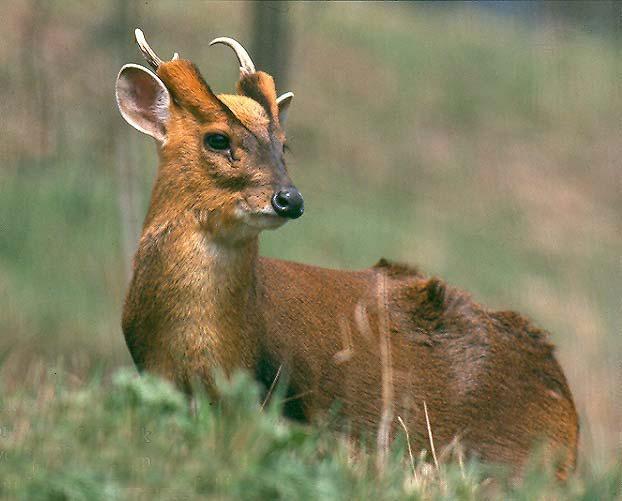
197,233 -> 260,319
180,223 -> 261,335
150,216 -> 263,383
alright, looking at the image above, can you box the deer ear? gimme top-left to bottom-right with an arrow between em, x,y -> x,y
276,92 -> 294,127
116,64 -> 170,142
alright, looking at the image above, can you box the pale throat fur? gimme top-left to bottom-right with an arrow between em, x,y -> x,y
126,213 -> 264,393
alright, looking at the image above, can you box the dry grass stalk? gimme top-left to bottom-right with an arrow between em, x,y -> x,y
278,390 -> 313,406
260,364 -> 282,410
375,272 -> 394,475
334,316 -> 354,364
397,415 -> 417,482
423,400 -> 439,471
438,434 -> 467,479
354,300 -> 372,341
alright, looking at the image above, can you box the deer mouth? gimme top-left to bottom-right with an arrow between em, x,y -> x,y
235,204 -> 287,230
248,210 -> 286,229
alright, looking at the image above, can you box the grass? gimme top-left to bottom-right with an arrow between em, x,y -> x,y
0,1 -> 620,497
0,369 -> 619,500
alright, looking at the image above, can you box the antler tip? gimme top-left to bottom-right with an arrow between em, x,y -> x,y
133,28 -> 164,70
277,91 -> 295,103
208,36 -> 228,47
209,36 -> 256,75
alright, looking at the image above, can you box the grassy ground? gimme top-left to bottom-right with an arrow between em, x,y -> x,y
0,1 -> 620,497
0,370 -> 619,500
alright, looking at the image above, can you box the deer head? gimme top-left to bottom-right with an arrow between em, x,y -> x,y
115,29 -> 302,244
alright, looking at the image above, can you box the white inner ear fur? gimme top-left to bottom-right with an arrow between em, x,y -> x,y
116,64 -> 170,142
276,92 -> 294,127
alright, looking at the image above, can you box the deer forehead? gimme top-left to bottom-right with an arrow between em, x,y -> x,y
217,94 -> 271,137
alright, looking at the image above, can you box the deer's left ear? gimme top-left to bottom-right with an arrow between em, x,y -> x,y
276,92 -> 294,127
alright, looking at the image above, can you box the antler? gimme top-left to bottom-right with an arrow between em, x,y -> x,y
209,37 -> 256,76
134,28 -> 179,70
276,91 -> 294,105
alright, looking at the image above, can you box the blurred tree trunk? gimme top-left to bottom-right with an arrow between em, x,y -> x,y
21,0 -> 52,166
251,1 -> 292,92
541,0 -> 621,37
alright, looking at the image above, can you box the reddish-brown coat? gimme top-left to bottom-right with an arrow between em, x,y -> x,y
119,53 -> 578,480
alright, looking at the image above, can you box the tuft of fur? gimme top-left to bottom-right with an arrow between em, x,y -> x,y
237,71 -> 280,125
157,60 -> 229,121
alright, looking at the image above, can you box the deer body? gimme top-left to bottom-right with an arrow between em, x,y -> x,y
117,30 -> 578,479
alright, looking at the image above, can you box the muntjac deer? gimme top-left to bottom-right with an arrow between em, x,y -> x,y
116,29 -> 578,479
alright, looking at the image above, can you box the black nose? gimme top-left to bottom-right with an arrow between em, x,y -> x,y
271,187 -> 304,219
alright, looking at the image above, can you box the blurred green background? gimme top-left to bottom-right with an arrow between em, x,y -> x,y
0,0 -> 619,469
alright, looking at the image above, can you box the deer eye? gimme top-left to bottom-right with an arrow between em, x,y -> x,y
204,133 -> 230,151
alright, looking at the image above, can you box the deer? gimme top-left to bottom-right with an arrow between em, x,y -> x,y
115,29 -> 578,480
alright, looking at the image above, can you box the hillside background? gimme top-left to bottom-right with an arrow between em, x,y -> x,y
0,1 -> 619,496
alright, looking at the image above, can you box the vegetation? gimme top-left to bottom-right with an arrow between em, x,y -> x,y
0,2 -> 619,498
0,370 -> 619,500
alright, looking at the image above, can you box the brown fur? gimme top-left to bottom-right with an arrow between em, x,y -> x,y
237,71 -> 281,127
120,55 -> 578,480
